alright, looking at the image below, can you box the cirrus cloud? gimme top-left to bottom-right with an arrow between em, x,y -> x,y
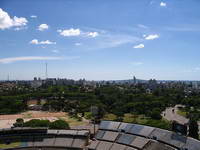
0,56 -> 62,64
30,39 -> 56,45
0,8 -> 28,30
0,56 -> 80,64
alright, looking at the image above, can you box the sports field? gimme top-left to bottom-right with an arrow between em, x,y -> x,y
0,111 -> 88,128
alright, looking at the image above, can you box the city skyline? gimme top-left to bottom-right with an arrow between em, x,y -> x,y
1,0 -> 200,80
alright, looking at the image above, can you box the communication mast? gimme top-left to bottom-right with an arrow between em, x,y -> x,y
45,63 -> 48,79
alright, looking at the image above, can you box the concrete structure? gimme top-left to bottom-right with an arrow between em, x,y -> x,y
0,121 -> 200,150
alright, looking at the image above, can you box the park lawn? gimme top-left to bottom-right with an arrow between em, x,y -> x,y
59,116 -> 87,127
123,113 -> 148,124
84,112 -> 92,119
22,112 -> 32,118
103,113 -> 117,121
177,109 -> 187,117
0,142 -> 20,149
103,113 -> 171,130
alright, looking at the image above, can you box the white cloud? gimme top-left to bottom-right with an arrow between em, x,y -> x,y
38,24 -> 49,31
58,28 -> 81,36
58,28 -> 99,38
131,62 -> 143,66
30,15 -> 37,18
145,34 -> 159,40
30,39 -> 56,45
0,8 -> 28,30
30,39 -> 39,44
52,50 -> 59,53
133,44 -> 144,49
87,32 -> 99,38
40,40 -> 56,45
0,56 -> 62,64
75,43 -> 82,46
160,2 -> 167,7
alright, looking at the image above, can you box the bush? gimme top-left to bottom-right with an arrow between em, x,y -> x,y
16,118 -> 24,123
23,119 -> 50,127
49,120 -> 70,129
13,118 -> 24,127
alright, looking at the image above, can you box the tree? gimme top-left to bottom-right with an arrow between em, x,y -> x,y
189,119 -> 199,139
49,120 -> 70,129
13,118 -> 24,127
150,108 -> 162,120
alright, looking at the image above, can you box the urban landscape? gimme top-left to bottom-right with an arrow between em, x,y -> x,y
1,0 -> 200,149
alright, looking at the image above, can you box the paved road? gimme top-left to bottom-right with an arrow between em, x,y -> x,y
162,105 -> 200,133
161,105 -> 189,124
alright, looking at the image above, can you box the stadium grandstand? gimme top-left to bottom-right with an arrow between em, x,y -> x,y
0,121 -> 200,150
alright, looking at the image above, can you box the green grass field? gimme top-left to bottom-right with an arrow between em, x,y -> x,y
0,142 -> 20,149
103,113 -> 171,130
177,109 -> 187,117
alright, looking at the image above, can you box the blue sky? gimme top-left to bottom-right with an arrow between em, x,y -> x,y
1,0 -> 200,80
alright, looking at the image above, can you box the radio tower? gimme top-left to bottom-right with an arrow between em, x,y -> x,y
45,63 -> 48,79
7,74 -> 9,81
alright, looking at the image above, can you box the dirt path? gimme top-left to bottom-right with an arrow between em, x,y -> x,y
0,111 -> 66,120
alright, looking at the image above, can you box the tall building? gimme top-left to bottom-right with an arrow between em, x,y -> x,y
133,76 -> 137,85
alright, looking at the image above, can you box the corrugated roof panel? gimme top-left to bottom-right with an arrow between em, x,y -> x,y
58,130 -> 77,135
130,136 -> 149,149
118,123 -> 134,132
149,128 -> 169,140
110,143 -> 127,150
96,141 -> 113,150
96,130 -> 106,140
126,146 -> 138,150
72,138 -> 87,148
143,141 -> 177,150
77,130 -> 89,136
42,138 -> 55,146
162,132 -> 186,148
87,140 -> 100,150
99,121 -> 111,130
47,130 -> 58,135
117,133 -> 136,145
184,137 -> 200,150
102,131 -> 119,142
99,121 -> 121,131
54,137 -> 70,147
